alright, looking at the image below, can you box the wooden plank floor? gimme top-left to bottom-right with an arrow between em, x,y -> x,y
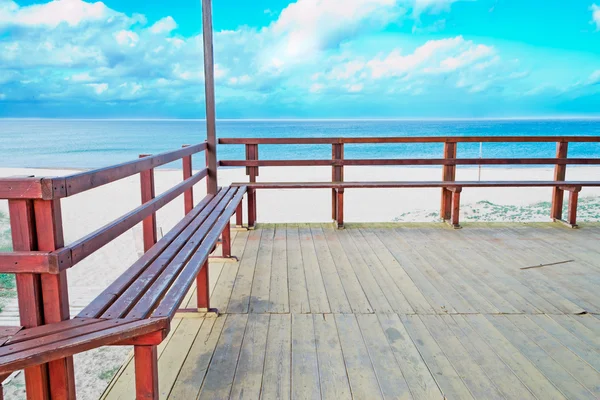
103,223 -> 600,400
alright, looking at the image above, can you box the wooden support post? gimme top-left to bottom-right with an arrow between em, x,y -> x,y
568,189 -> 579,227
134,345 -> 159,400
336,188 -> 344,229
246,144 -> 258,229
235,201 -> 243,228
34,199 -> 76,400
182,145 -> 194,215
556,186 -> 581,228
222,223 -> 231,258
450,188 -> 462,229
551,142 -> 568,220
197,261 -> 210,311
440,142 -> 457,221
203,0 -> 218,195
140,154 -> 157,252
8,199 -> 50,400
332,144 -> 344,221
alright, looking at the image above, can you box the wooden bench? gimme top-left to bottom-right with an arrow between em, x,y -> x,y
0,186 -> 246,399
232,181 -> 600,229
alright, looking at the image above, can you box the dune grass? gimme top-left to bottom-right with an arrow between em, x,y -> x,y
394,196 -> 600,223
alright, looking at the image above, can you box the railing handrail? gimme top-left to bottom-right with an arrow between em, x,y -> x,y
0,141 -> 208,200
0,143 -> 210,275
220,158 -> 600,167
219,136 -> 600,144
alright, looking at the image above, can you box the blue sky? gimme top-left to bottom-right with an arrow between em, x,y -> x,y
1,0 -> 600,118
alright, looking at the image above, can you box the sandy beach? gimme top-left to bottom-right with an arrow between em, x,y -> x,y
1,164 -> 600,399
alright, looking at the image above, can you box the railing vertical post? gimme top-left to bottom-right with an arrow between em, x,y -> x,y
331,142 -> 344,228
34,198 -> 76,399
551,142 -> 568,221
139,154 -> 157,252
441,142 -> 457,221
246,144 -> 258,229
182,145 -> 194,215
7,199 -> 50,400
203,0 -> 218,196
332,143 -> 344,222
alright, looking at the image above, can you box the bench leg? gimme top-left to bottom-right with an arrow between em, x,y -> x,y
451,189 -> 462,229
222,223 -> 231,258
568,190 -> 579,227
332,188 -> 337,221
336,188 -> 344,229
197,261 -> 210,311
134,345 -> 158,400
248,189 -> 256,229
236,201 -> 243,228
551,187 -> 565,221
440,188 -> 452,221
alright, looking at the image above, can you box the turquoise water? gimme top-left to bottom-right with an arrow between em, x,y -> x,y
1,119 -> 600,169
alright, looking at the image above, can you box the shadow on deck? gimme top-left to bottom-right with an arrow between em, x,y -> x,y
103,223 -> 600,400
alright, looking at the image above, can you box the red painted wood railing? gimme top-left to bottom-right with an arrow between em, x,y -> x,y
219,136 -> 600,228
0,141 -> 210,399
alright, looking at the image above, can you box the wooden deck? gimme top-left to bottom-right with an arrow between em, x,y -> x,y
103,223 -> 600,400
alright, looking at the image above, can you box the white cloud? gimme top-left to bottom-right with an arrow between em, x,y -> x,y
0,0 -> 117,28
270,0 -> 401,61
0,0 -> 506,106
347,83 -> 364,92
114,30 -> 139,47
412,0 -> 464,15
588,70 -> 600,83
310,83 -> 325,93
592,4 -> 600,30
150,16 -> 177,34
88,82 -> 108,94
367,36 -> 494,78
70,72 -> 94,82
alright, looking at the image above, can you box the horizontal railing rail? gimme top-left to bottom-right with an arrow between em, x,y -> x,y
0,142 -> 208,274
219,136 -> 600,144
0,142 -> 208,200
221,158 -> 600,167
219,135 -> 600,229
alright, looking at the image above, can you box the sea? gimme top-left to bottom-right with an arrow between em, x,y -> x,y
1,119 -> 600,169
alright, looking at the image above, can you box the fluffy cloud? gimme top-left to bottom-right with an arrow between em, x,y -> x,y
150,16 -> 177,34
1,0 -> 524,112
592,4 -> 600,30
307,36 -> 520,95
0,0 -> 137,28
271,0 -> 401,59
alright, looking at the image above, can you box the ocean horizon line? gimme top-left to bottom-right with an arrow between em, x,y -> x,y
3,116 -> 600,122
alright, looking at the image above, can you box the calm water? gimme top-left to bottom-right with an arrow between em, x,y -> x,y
1,119 -> 600,169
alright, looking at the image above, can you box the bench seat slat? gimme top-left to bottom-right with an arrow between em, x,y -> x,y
0,319 -> 121,357
152,186 -> 247,319
233,180 -> 600,189
6,318 -> 101,345
127,187 -> 240,319
0,327 -> 22,346
78,193 -> 217,318
0,318 -> 168,375
100,188 -> 233,319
